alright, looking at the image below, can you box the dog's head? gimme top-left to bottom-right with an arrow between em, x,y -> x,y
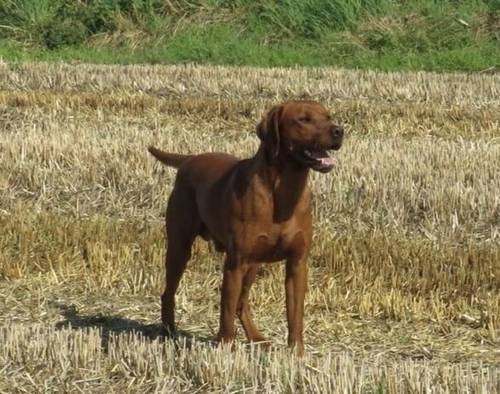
257,100 -> 343,173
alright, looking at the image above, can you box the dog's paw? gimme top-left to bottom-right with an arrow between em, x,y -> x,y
161,323 -> 178,338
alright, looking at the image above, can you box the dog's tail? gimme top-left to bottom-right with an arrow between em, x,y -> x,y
148,146 -> 192,169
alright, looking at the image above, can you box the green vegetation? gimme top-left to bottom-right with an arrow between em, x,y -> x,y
0,0 -> 498,70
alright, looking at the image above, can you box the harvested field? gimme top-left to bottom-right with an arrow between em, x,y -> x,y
0,62 -> 499,392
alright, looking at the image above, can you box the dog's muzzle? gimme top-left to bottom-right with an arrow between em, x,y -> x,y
291,148 -> 337,173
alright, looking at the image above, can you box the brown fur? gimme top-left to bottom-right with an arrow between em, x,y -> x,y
148,100 -> 344,355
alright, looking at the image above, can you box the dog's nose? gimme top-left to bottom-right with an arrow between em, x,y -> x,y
331,125 -> 344,138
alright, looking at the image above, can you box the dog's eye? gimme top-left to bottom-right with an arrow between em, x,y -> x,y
298,116 -> 311,122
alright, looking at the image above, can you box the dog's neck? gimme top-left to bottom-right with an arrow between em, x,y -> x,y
254,146 -> 310,223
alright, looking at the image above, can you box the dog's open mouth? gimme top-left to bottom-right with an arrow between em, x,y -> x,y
292,148 -> 336,173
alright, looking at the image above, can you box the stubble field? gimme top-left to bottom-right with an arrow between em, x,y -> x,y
0,62 -> 499,392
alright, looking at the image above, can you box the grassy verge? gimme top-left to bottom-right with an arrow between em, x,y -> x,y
0,0 -> 498,71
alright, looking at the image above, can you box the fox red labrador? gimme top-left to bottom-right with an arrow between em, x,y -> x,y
149,100 -> 343,355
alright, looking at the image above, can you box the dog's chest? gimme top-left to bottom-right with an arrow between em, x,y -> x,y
230,176 -> 311,262
240,221 -> 307,262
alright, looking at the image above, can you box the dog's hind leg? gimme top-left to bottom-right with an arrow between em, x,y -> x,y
161,185 -> 200,336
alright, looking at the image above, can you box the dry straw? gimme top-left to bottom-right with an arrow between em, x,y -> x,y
0,63 -> 499,392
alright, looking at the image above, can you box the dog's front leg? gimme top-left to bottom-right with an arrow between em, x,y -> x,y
217,254 -> 246,345
285,255 -> 308,356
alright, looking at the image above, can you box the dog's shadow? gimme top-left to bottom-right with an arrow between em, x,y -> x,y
53,303 -> 215,351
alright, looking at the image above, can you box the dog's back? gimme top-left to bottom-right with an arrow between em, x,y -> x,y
149,147 -> 240,188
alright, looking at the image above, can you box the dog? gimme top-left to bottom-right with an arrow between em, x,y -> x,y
148,100 -> 343,355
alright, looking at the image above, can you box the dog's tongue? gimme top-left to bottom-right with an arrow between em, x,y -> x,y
319,156 -> 336,167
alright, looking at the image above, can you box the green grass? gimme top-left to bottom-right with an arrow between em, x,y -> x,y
0,0 -> 499,71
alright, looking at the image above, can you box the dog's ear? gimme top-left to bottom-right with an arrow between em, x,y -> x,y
257,105 -> 283,158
